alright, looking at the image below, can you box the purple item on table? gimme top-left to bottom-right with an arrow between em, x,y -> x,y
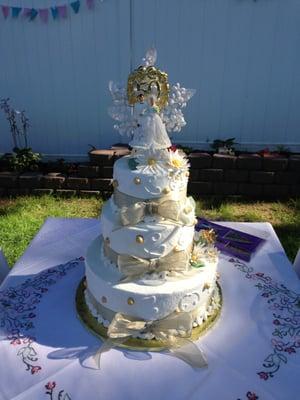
195,218 -> 266,261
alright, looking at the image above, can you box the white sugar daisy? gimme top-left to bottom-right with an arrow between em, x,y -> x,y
190,243 -> 219,268
205,246 -> 219,263
166,149 -> 190,172
135,148 -> 169,174
190,243 -> 207,268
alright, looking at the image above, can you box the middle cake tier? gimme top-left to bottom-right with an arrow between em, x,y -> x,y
101,197 -> 195,259
85,235 -> 219,321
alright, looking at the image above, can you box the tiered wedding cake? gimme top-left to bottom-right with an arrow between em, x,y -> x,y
80,50 -> 221,366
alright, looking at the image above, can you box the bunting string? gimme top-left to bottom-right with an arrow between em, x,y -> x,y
0,0 -> 103,22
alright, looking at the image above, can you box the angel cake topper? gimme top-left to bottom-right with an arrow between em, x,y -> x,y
108,48 -> 195,148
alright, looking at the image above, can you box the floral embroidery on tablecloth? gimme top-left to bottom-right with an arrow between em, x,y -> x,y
229,257 -> 300,380
45,381 -> 71,400
0,257 -> 84,374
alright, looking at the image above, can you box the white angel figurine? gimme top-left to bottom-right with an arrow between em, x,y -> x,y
108,49 -> 195,140
129,92 -> 172,150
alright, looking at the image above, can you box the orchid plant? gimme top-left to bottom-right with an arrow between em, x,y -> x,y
0,98 -> 41,171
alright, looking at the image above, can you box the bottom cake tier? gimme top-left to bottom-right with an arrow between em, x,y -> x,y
82,235 -> 221,347
76,278 -> 222,350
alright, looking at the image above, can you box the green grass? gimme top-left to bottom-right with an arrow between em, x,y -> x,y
0,196 -> 102,266
0,195 -> 299,266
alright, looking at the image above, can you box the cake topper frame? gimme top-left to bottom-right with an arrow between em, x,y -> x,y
127,65 -> 170,110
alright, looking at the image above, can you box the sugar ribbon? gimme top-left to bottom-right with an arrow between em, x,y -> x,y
93,311 -> 208,369
118,196 -> 195,226
117,250 -> 190,282
103,239 -> 192,282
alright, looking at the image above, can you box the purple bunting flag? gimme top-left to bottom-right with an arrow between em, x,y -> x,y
86,0 -> 94,10
1,5 -> 9,19
39,9 -> 49,23
22,8 -> 31,18
57,5 -> 67,18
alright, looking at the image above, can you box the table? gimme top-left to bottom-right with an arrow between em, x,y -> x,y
0,218 -> 299,400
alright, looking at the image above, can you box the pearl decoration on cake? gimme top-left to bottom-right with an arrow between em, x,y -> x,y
127,297 -> 135,305
163,187 -> 170,194
136,235 -> 144,244
134,177 -> 141,185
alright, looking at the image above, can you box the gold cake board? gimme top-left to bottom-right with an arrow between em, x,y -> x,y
76,278 -> 222,352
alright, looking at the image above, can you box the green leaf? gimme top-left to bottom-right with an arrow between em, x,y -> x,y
191,261 -> 205,269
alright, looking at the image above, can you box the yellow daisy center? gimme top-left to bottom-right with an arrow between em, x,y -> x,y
147,158 -> 157,166
191,254 -> 198,262
170,158 -> 184,168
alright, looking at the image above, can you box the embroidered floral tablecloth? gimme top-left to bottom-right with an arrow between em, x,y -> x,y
0,218 -> 299,400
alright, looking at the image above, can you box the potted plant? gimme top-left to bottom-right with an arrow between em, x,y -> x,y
211,137 -> 237,155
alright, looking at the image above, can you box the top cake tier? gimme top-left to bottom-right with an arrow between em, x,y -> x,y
113,149 -> 190,200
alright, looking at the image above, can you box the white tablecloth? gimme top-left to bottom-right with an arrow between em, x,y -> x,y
0,218 -> 299,400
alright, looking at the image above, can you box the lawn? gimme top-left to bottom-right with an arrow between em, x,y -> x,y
0,195 -> 299,266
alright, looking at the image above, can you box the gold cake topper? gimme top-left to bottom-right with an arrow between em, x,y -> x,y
127,65 -> 170,110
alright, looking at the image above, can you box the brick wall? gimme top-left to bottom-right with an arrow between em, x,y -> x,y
187,153 -> 300,198
0,152 -> 299,199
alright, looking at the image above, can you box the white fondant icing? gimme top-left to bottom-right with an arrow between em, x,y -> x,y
101,198 -> 194,258
179,293 -> 200,312
113,156 -> 188,200
84,283 -> 221,339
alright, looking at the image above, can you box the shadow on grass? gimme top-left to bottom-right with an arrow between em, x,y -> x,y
273,224 -> 300,262
0,197 -> 26,217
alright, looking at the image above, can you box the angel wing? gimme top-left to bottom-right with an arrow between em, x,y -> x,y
108,81 -> 135,137
160,83 -> 195,133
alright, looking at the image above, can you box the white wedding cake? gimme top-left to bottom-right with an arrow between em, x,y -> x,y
81,50 -> 220,365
